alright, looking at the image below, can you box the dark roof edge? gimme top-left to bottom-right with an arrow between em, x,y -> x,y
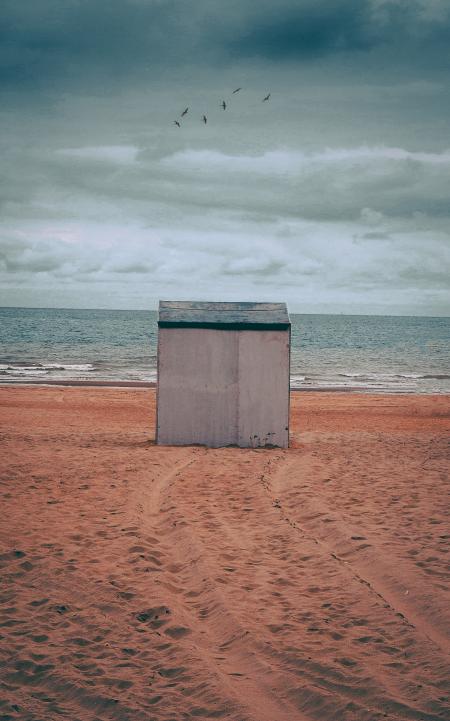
158,321 -> 291,331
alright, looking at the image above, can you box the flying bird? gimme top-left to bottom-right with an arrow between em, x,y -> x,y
262,93 -> 271,102
232,87 -> 241,94
202,115 -> 207,124
173,120 -> 181,127
181,107 -> 188,116
221,100 -> 226,110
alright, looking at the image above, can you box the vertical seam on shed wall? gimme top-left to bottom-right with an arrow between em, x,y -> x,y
155,326 -> 161,443
236,330 -> 240,445
288,325 -> 291,447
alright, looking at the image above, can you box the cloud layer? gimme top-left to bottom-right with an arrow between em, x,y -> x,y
1,0 -> 449,313
1,141 -> 449,313
2,0 -> 449,90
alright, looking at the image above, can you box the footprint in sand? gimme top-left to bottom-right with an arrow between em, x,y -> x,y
164,626 -> 191,639
135,606 -> 171,629
128,545 -> 146,553
29,598 -> 49,608
54,604 -> 69,614
19,561 -> 34,571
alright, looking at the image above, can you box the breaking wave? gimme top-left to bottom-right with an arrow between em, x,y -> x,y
0,363 -> 96,377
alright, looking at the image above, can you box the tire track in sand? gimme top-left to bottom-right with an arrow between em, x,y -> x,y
266,444 -> 450,657
132,448 -> 449,721
130,447 -> 309,721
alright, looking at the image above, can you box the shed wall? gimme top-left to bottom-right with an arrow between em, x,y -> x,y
237,330 -> 289,448
156,327 -> 289,447
157,328 -> 239,446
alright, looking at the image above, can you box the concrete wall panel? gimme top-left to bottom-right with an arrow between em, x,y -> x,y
156,326 -> 290,448
237,330 -> 290,448
157,328 -> 239,446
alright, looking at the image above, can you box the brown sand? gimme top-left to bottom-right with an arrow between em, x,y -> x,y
0,387 -> 449,721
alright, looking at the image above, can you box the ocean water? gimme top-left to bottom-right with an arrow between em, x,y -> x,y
0,307 -> 449,393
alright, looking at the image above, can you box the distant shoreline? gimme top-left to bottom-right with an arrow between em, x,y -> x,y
0,379 -> 447,394
0,379 -> 156,388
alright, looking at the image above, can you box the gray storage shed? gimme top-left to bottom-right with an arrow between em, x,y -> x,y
156,301 -> 291,448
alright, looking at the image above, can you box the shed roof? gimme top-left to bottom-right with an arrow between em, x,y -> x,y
158,301 -> 290,330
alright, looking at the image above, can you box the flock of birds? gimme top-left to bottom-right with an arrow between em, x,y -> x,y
173,88 -> 271,127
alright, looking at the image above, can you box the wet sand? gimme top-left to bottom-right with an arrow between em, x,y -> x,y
0,387 -> 449,721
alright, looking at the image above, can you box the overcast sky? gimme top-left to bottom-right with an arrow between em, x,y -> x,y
1,0 -> 449,314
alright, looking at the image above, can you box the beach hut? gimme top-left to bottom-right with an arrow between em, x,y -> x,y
156,301 -> 291,448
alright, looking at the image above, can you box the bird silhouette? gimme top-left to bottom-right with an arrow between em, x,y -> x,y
232,87 -> 241,94
221,100 -> 226,110
202,115 -> 207,124
174,120 -> 181,127
181,107 -> 188,116
262,93 -> 271,102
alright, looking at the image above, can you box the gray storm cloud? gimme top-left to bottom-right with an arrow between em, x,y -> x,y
0,0 -> 449,313
2,0 -> 449,88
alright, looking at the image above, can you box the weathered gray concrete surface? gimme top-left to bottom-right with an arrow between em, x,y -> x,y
156,327 -> 289,447
157,328 -> 239,446
237,330 -> 289,448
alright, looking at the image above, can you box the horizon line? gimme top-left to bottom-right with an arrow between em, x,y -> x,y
0,305 -> 449,320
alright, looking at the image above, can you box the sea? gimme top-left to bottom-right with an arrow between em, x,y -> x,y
0,307 -> 449,393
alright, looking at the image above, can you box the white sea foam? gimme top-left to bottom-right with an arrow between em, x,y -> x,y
289,370 -> 439,392
338,372 -> 426,381
0,363 -> 96,376
44,363 -> 95,371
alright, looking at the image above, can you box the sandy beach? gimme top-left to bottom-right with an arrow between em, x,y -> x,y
0,387 -> 449,721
